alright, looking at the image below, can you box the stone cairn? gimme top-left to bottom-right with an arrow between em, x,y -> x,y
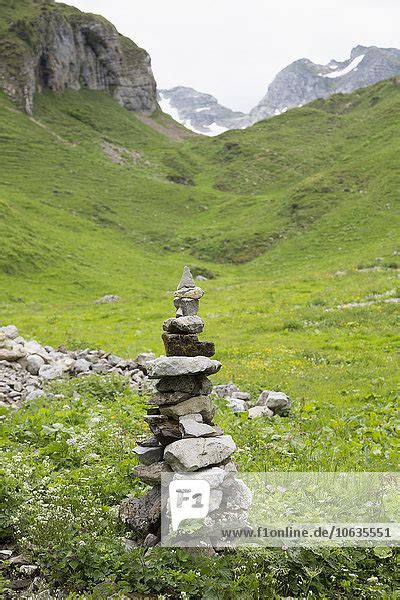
120,267 -> 250,548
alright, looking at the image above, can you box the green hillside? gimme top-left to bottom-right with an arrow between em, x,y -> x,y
0,59 -> 399,596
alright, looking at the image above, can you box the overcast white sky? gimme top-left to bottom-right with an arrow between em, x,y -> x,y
60,0 -> 400,112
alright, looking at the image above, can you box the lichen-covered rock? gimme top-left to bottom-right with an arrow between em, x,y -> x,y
119,487 -> 161,539
162,333 -> 215,358
174,286 -> 204,300
0,1 -> 157,116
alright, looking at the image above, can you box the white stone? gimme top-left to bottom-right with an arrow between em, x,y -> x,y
248,405 -> 273,419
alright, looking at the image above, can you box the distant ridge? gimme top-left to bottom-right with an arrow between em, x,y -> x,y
159,45 -> 400,135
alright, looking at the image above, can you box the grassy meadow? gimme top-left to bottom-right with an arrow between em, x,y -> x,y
0,74 -> 399,597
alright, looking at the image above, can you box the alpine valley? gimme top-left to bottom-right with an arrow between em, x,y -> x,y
0,0 -> 399,598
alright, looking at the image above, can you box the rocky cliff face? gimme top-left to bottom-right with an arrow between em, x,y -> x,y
158,87 -> 250,135
0,0 -> 157,116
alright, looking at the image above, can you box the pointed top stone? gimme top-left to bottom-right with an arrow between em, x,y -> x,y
177,266 -> 195,290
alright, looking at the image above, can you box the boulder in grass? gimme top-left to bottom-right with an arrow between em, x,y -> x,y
226,397 -> 248,412
213,383 -> 239,398
256,390 -> 291,415
248,405 -> 273,419
95,294 -> 121,304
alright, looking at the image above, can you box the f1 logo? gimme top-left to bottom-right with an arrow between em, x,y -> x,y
169,479 -> 211,531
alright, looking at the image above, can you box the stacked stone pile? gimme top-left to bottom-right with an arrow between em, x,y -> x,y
0,325 -> 154,407
120,267 -> 251,547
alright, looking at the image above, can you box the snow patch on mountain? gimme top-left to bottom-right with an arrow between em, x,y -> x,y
323,54 -> 365,78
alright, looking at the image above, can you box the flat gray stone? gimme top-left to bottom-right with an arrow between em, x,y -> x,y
133,445 -> 164,465
148,356 -> 221,379
164,435 -> 236,471
179,418 -> 223,438
180,413 -> 203,423
163,316 -> 204,334
172,466 -> 227,488
161,395 -> 215,423
232,391 -> 251,400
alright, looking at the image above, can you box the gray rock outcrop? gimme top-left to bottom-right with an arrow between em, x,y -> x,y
0,0 -> 157,116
